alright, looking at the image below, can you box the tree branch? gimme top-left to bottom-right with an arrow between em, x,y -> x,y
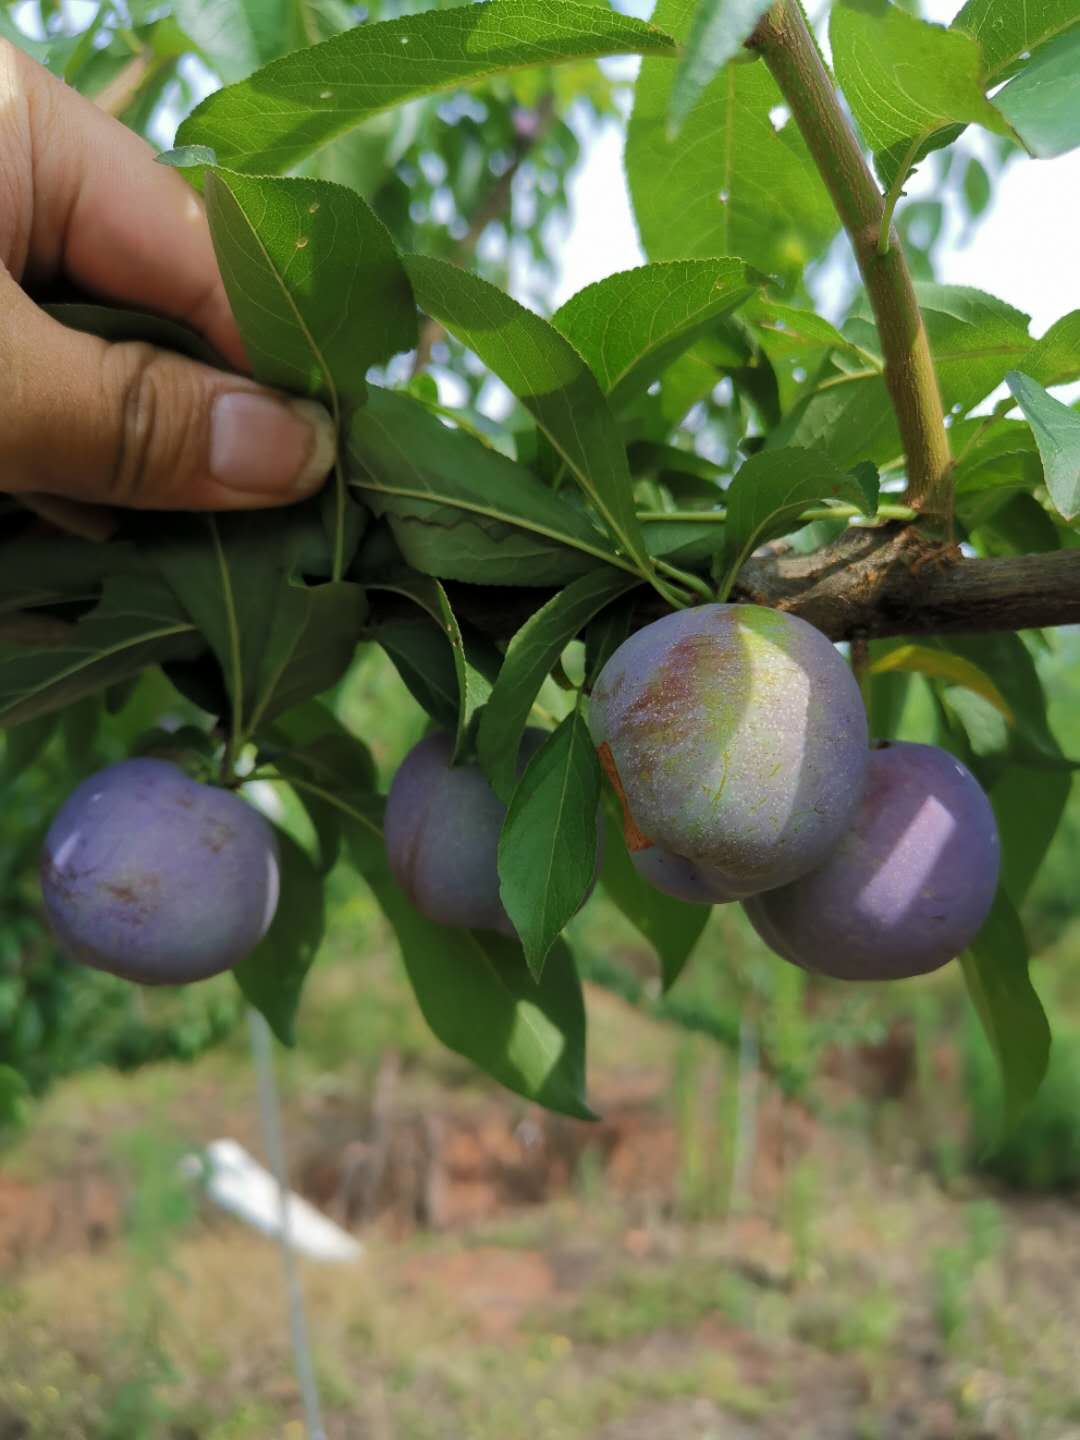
730,525 -> 1080,640
749,2 -> 954,522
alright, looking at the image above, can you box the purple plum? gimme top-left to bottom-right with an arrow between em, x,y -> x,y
744,741 -> 1000,980
631,845 -> 743,905
385,729 -> 599,935
40,758 -> 280,985
589,604 -> 868,896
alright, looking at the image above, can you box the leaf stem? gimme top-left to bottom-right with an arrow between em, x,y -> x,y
749,2 -> 953,523
653,557 -> 714,602
636,502 -> 916,524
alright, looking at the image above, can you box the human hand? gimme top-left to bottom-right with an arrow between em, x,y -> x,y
0,42 -> 336,512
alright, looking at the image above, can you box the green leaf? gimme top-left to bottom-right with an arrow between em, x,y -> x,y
404,256 -> 657,592
368,574 -> 494,763
627,0 -> 836,277
174,0 -> 353,83
498,712 -> 601,980
990,766 -> 1070,906
347,387 -> 626,585
233,827 -> 325,1045
952,0 -> 1079,84
337,793 -> 594,1118
478,569 -> 640,802
196,169 -> 417,403
373,619 -> 463,734
265,701 -> 376,873
152,512 -> 366,744
1005,370 -> 1080,521
831,0 -> 1009,194
918,285 -> 1033,414
598,794 -> 709,991
551,259 -> 762,412
177,0 -> 677,174
961,888 -> 1050,1127
768,372 -> 901,471
2,714 -> 58,778
585,594 -> 637,690
993,27 -> 1080,158
0,574 -> 201,729
867,644 -> 1014,722
719,447 -> 877,594
669,0 -> 773,131
1022,310 -> 1080,388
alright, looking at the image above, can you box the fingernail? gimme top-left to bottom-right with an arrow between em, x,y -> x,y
209,392 -> 336,495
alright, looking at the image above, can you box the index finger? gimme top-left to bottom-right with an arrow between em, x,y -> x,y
14,45 -> 246,370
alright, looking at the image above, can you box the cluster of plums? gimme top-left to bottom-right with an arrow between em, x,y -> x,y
38,602 -> 999,988
591,604 -> 1000,980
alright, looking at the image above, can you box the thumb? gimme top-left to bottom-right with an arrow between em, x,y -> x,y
0,274 -> 336,510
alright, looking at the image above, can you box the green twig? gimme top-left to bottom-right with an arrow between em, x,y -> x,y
749,1 -> 953,523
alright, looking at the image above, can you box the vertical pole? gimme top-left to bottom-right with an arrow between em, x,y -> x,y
248,1008 -> 327,1440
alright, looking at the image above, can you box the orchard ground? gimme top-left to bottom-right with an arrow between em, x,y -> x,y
3,839 -> 1080,1437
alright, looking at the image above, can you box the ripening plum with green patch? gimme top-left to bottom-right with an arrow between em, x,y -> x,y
744,741 -> 1000,980
40,758 -> 280,985
589,604 -> 868,898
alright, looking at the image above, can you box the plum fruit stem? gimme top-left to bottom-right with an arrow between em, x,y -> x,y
749,1 -> 954,525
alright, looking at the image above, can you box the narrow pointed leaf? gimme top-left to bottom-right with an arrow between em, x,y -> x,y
961,888 -> 1051,1128
498,712 -> 601,980
478,569 -> 640,802
347,387 -> 627,585
551,259 -> 763,412
0,574 -> 201,729
233,826 -> 325,1045
951,0 -> 1080,84
1005,370 -> 1080,521
669,0 -> 773,130
404,256 -> 654,587
992,27 -> 1080,158
177,0 -> 677,174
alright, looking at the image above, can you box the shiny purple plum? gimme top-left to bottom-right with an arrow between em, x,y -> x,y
590,604 -> 868,897
631,845 -> 743,905
40,758 -> 280,985
744,741 -> 1000,980
385,729 -> 599,936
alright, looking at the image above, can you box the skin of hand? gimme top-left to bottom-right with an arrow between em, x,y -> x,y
0,40 -> 337,513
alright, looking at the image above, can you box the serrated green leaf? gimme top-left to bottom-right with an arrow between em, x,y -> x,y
331,792 -> 594,1118
669,0 -> 773,131
961,888 -> 1050,1127
626,0 -> 837,277
1005,370 -> 1080,521
498,711 -> 601,980
768,372 -> 901,470
951,0 -> 1080,84
478,569 -> 640,802
0,574 -> 201,729
719,447 -> 877,595
1021,310 -> 1080,388
599,794 -> 709,991
373,619 -> 463,734
831,0 -> 1009,194
233,827 -> 325,1045
177,0 -> 677,174
404,256 -> 656,592
347,387 -> 627,585
266,702 -> 377,872
368,574 -> 494,763
919,285 -> 1033,413
990,765 -> 1070,906
993,27 -> 1080,158
551,260 -> 762,412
